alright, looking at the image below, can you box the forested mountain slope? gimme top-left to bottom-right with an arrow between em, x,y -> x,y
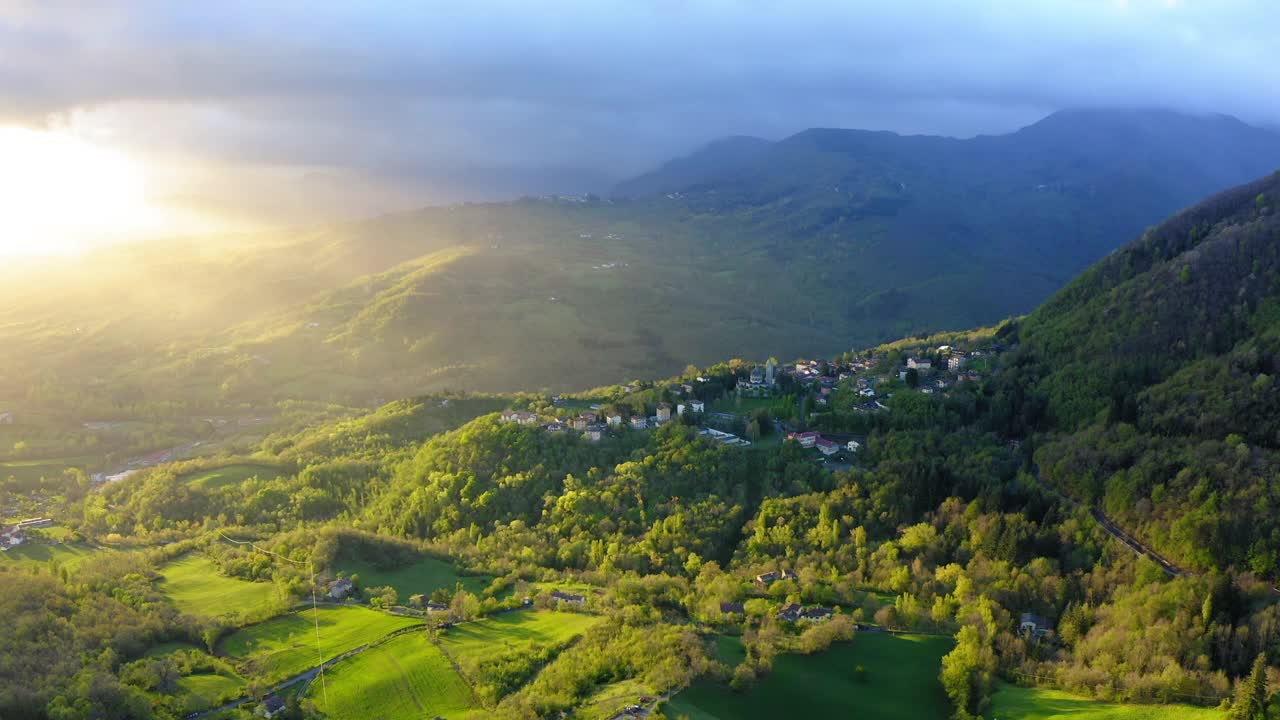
994,171 -> 1280,576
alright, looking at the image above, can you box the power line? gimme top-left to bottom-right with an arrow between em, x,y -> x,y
216,531 -> 329,712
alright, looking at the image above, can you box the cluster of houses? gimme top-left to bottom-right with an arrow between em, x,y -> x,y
785,431 -> 860,457
900,346 -> 989,390
501,399 -> 709,440
0,517 -> 53,551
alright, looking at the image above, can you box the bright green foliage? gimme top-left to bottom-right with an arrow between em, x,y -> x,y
180,464 -> 286,490
990,683 -> 1225,719
665,633 -> 953,720
308,632 -> 483,720
440,611 -> 602,705
220,606 -> 422,684
339,552 -> 489,600
156,554 -> 280,619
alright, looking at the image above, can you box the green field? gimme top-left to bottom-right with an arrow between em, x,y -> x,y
340,554 -> 489,600
221,606 -> 422,683
0,541 -> 99,568
573,677 -> 654,720
989,683 -> 1224,720
663,632 -> 953,720
173,671 -> 245,713
0,456 -> 95,484
307,631 -> 484,720
157,554 -> 280,619
180,463 -> 287,490
438,610 -> 602,666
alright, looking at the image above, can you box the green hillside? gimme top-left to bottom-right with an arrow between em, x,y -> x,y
2,111 -> 1279,483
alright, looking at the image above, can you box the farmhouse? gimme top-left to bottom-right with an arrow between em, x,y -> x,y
327,578 -> 355,601
776,603 -> 802,621
1019,612 -> 1053,638
550,590 -> 586,606
799,606 -> 833,622
0,524 -> 25,550
754,569 -> 798,587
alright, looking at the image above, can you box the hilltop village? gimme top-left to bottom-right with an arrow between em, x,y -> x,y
497,343 -> 998,467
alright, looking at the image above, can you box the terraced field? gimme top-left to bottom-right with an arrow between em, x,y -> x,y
308,631 -> 484,720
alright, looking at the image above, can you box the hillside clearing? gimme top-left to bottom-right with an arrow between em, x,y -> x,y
157,554 -> 280,620
180,463 -> 287,490
339,554 -> 489,600
663,632 -> 953,720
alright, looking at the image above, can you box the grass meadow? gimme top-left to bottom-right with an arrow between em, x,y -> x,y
179,463 -> 287,490
339,554 -> 490,600
220,606 -> 422,683
663,632 -> 953,720
988,682 -> 1224,720
307,631 -> 484,720
437,610 -> 601,667
156,554 -> 280,619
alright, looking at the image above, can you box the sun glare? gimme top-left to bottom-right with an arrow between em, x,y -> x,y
0,127 -> 165,257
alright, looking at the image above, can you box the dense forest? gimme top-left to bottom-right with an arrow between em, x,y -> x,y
3,172 -> 1280,720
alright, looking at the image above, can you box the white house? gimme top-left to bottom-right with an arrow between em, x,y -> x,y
607,412 -> 623,427
846,440 -> 861,453
906,357 -> 932,370
690,400 -> 705,413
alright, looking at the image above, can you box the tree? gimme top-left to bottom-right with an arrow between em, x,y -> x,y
451,589 -> 480,621
1230,653 -> 1270,720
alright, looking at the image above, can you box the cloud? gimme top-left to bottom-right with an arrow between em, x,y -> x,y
2,0 -> 1278,225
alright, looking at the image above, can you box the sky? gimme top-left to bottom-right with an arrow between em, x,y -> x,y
2,0 -> 1280,254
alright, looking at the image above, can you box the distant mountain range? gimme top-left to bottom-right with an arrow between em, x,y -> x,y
1,108 -> 1279,421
